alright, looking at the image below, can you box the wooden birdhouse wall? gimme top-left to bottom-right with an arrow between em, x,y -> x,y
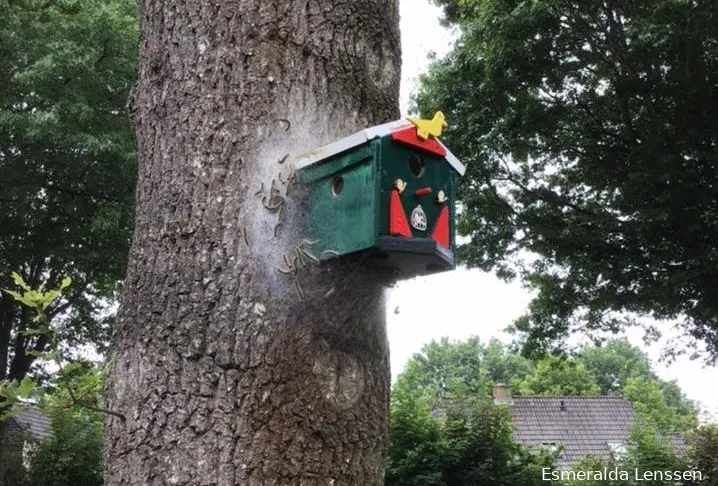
377,137 -> 458,248
299,141 -> 381,260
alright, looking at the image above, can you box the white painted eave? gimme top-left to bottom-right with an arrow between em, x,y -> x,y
294,119 -> 466,176
436,139 -> 466,176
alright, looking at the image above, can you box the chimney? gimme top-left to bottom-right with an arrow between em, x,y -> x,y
560,399 -> 566,412
493,383 -> 513,405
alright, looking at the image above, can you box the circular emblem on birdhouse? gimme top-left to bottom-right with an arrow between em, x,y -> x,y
410,205 -> 427,231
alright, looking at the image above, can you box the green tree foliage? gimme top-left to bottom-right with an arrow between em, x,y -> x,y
577,339 -> 652,396
689,425 -> 718,486
418,0 -> 718,361
387,385 -> 444,485
520,340 -> 697,429
395,337 -> 534,402
628,423 -> 691,483
657,379 -> 699,427
398,337 -> 486,400
3,363 -> 105,486
623,376 -> 697,436
483,337 -> 535,387
31,361 -> 105,486
518,355 -> 600,396
1,273 -> 70,408
2,273 -> 116,422
575,339 -> 698,432
388,385 -> 556,485
37,408 -> 102,486
0,0 -> 138,385
15,407 -> 104,486
389,337 -> 703,483
388,339 -> 556,484
4,426 -> 31,486
568,424 -> 690,486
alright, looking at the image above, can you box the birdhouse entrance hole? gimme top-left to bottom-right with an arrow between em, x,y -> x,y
408,154 -> 424,177
331,176 -> 344,196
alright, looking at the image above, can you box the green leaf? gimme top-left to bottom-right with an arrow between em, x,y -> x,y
22,327 -> 50,336
61,361 -> 84,375
2,288 -> 24,303
17,377 -> 35,397
59,276 -> 72,291
41,289 -> 61,310
10,272 -> 31,291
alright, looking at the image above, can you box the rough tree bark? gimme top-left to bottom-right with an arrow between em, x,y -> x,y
104,1 -> 401,485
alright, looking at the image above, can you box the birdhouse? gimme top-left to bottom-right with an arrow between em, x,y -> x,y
295,113 -> 465,277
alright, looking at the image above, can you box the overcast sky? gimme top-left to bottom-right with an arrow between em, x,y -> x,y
390,0 -> 718,420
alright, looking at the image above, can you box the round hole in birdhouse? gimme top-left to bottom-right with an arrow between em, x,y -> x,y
331,176 -> 344,196
409,154 -> 424,177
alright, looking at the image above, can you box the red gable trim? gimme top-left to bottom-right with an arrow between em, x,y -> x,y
391,127 -> 447,157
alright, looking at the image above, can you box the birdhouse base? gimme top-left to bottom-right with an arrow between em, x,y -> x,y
373,236 -> 455,277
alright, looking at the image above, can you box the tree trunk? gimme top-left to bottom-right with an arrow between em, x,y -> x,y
104,1 -> 401,485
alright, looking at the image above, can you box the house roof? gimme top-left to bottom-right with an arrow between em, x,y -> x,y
510,396 -> 635,470
294,119 -> 466,176
8,408 -> 52,441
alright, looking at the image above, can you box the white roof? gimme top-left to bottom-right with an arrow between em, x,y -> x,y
294,119 -> 466,176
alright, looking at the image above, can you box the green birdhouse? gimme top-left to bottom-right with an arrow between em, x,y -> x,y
296,113 -> 465,277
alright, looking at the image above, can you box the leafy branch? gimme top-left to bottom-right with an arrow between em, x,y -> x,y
0,272 -> 124,421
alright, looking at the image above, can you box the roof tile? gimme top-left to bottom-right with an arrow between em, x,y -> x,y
510,396 -> 634,470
